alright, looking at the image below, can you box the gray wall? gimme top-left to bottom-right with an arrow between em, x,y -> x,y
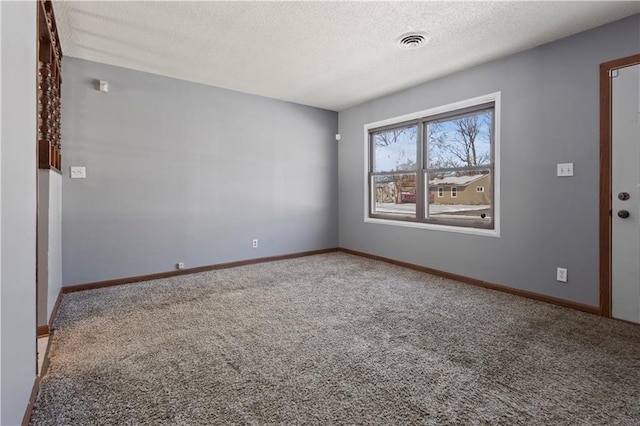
1,1 -> 37,424
338,15 -> 640,308
37,171 -> 49,327
37,170 -> 62,327
62,58 -> 338,286
47,172 -> 62,317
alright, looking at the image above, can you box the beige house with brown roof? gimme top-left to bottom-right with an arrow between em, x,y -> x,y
429,173 -> 491,205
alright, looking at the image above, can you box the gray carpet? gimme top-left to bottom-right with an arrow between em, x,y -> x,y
32,253 -> 640,425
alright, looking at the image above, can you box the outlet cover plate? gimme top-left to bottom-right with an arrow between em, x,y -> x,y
557,267 -> 568,282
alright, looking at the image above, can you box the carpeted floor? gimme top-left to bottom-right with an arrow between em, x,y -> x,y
31,253 -> 640,425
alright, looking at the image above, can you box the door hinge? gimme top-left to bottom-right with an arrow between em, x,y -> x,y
609,69 -> 619,78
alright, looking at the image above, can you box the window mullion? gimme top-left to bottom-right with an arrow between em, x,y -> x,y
368,133 -> 374,218
422,121 -> 429,220
416,123 -> 425,221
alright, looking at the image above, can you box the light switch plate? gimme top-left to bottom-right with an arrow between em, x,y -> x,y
557,163 -> 573,177
70,166 -> 86,179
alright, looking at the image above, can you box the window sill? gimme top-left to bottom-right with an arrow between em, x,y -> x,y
364,216 -> 500,237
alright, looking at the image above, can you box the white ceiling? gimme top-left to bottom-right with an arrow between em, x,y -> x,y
53,1 -> 639,111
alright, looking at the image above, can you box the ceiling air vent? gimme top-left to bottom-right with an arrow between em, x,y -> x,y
396,32 -> 429,50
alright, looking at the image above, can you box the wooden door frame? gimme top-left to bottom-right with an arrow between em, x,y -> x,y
599,53 -> 640,317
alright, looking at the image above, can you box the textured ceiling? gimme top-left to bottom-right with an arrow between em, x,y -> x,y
53,1 -> 639,111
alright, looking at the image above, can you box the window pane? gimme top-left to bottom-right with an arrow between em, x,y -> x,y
372,173 -> 416,219
426,170 -> 492,227
426,110 -> 492,169
372,125 -> 417,172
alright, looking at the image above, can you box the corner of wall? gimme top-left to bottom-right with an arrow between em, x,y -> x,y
0,1 -> 38,424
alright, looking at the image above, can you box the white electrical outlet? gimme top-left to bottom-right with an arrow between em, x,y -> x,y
557,163 -> 574,177
177,262 -> 185,270
252,239 -> 258,249
556,267 -> 568,283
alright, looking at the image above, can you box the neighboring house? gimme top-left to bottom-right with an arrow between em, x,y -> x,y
428,173 -> 491,205
375,173 -> 489,205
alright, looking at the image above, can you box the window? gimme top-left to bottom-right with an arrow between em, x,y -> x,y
366,93 -> 500,235
370,125 -> 417,219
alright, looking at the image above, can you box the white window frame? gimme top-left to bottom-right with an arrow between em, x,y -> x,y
363,92 -> 501,237
450,187 -> 458,198
437,187 -> 444,198
476,186 -> 485,193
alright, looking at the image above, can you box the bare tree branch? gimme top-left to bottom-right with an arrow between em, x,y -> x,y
374,127 -> 416,147
429,113 -> 490,169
